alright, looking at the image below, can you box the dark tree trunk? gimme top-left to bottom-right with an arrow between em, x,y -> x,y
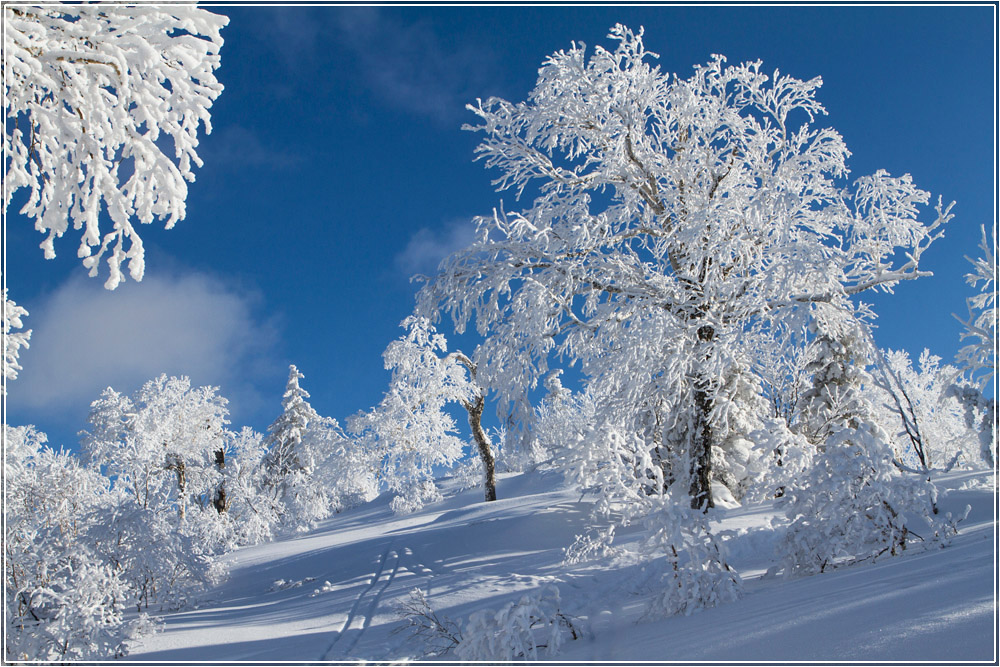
689,383 -> 714,511
213,448 -> 228,513
465,393 -> 497,502
689,323 -> 716,512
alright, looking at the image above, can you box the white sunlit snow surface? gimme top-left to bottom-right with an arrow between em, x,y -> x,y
128,468 -> 997,663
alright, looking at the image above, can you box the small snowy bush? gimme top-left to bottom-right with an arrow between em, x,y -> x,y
393,588 -> 463,658
390,480 -> 443,515
637,494 -> 743,618
455,585 -> 578,662
779,421 -> 954,576
4,425 -> 135,660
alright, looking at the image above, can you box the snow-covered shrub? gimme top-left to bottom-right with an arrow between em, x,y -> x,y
393,588 -> 463,658
946,382 -> 996,469
637,493 -> 743,618
779,421 -> 955,576
744,418 -> 816,502
390,480 -> 443,515
93,490 -> 222,612
455,585 -> 578,662
712,365 -> 770,500
3,425 -> 136,660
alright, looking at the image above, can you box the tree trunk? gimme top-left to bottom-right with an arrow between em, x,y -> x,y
689,323 -> 716,512
465,393 -> 497,502
689,383 -> 715,511
213,448 -> 228,513
166,455 -> 187,519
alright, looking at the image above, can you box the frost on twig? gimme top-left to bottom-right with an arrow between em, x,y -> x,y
4,5 -> 228,288
392,588 -> 463,658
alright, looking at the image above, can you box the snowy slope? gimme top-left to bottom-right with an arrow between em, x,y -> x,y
128,469 -> 997,663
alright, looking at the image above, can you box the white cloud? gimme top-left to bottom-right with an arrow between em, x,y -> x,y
7,270 -> 281,432
395,218 -> 477,278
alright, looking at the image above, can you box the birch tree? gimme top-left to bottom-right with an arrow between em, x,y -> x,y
351,317 -> 497,512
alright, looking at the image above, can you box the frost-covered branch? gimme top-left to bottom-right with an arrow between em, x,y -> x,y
2,288 -> 31,395
4,5 -> 228,288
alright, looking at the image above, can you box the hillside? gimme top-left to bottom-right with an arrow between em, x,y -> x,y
128,468 -> 997,663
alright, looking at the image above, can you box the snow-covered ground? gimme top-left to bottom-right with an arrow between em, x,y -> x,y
129,468 -> 997,663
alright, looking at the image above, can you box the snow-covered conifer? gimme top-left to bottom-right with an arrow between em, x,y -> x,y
4,4 -> 228,288
264,365 -> 315,485
798,305 -> 874,446
263,365 -> 373,527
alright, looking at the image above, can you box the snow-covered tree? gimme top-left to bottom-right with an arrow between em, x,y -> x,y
264,365 -> 373,527
263,365 -> 315,486
2,288 -> 30,395
948,225 -> 996,467
351,317 -> 496,512
954,225 -> 996,390
417,25 -> 952,511
871,348 -> 975,470
81,375 -> 230,610
797,306 -> 874,446
3,4 -> 227,289
83,374 -> 230,520
212,427 -> 284,546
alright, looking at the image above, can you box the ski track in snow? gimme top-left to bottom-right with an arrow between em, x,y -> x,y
321,543 -> 430,660
320,543 -> 394,660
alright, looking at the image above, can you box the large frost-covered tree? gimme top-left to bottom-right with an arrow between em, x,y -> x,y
3,4 -> 227,289
418,25 -> 952,510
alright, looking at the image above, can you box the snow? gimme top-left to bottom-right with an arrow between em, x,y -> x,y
127,468 -> 997,662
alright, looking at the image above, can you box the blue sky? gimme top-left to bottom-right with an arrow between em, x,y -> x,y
4,4 -> 995,449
